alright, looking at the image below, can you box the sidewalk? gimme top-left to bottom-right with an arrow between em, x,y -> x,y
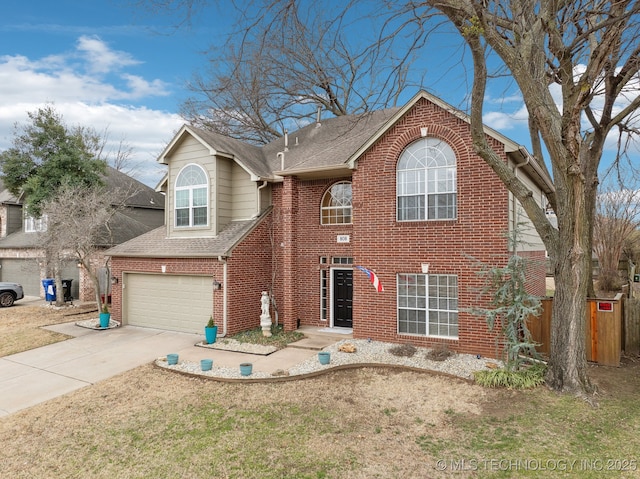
0,322 -> 347,417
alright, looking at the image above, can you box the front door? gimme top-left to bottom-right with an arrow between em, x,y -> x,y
333,269 -> 353,328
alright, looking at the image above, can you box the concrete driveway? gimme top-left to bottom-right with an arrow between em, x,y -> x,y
0,321 -> 339,417
0,323 -> 203,417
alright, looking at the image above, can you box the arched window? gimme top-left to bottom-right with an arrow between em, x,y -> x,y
175,164 -> 208,227
321,181 -> 352,225
397,138 -> 457,221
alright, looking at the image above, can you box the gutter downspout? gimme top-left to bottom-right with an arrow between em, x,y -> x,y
217,255 -> 228,338
257,180 -> 268,214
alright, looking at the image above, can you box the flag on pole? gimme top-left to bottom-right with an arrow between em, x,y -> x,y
355,266 -> 384,292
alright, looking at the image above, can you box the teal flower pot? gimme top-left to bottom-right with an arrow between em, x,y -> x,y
99,312 -> 111,328
240,363 -> 253,376
200,359 -> 213,371
205,325 -> 218,344
166,353 -> 179,365
318,351 -> 331,365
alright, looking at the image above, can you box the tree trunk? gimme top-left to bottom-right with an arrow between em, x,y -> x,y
546,205 -> 594,394
548,273 -> 593,393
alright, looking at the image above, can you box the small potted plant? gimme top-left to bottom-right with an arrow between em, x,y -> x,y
204,316 -> 218,344
99,303 -> 111,328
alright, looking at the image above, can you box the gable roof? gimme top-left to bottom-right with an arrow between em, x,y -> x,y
345,90 -> 554,194
106,211 -> 270,258
160,90 -> 552,192
158,125 -> 269,180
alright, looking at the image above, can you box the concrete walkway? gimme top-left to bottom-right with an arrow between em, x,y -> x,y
0,322 -> 348,417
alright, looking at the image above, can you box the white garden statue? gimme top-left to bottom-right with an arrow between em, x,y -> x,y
260,291 -> 272,337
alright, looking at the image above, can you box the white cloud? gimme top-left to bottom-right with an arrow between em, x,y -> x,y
0,36 -> 183,187
482,104 -> 529,130
76,35 -> 140,74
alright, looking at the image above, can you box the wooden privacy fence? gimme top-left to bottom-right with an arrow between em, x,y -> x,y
527,295 -> 626,367
626,298 -> 640,357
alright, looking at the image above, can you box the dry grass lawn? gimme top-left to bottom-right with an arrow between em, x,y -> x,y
1,304 -> 639,478
0,301 -> 97,357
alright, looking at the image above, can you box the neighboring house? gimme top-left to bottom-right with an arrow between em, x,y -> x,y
0,167 -> 165,300
107,90 -> 553,358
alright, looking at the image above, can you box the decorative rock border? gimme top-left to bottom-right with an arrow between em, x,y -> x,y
75,318 -> 120,330
195,339 -> 277,355
155,339 -> 501,384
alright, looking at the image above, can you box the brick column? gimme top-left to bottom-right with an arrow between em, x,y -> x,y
280,176 -> 298,331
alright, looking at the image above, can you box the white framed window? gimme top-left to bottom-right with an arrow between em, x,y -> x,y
321,181 -> 352,225
397,138 -> 457,221
320,269 -> 328,321
25,214 -> 47,233
175,164 -> 208,227
397,273 -> 458,338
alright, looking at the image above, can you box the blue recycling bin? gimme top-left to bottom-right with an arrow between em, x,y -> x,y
42,278 -> 56,301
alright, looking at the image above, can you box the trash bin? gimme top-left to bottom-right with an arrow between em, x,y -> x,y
61,279 -> 73,303
42,278 -> 56,302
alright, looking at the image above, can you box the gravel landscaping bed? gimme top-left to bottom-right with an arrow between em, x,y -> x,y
75,318 -> 120,330
195,338 -> 277,355
157,338 -> 501,380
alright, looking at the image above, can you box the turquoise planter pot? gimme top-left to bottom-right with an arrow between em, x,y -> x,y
318,351 -> 331,365
167,353 -> 179,365
99,312 -> 111,328
200,359 -> 213,371
205,326 -> 218,344
240,363 -> 253,376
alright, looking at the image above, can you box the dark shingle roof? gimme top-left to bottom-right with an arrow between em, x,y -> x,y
104,167 -> 165,209
186,127 -> 270,178
262,108 -> 400,173
177,108 -> 401,180
105,215 -> 267,258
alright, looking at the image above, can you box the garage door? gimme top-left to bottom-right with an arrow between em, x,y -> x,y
124,273 -> 212,334
0,259 -> 81,298
1,259 -> 41,296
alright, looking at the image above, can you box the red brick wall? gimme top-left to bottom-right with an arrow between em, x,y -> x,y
225,215 -> 273,335
346,97 -> 512,357
266,97 -> 548,358
273,178 -> 355,331
519,249 -> 547,297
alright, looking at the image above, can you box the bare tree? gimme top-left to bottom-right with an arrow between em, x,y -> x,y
136,0 -> 429,143
415,0 -> 640,395
594,187 -> 640,291
39,183 -> 135,311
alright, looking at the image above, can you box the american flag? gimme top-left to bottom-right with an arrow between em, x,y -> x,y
355,266 -> 384,292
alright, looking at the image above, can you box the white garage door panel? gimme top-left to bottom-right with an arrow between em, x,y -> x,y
125,274 -> 212,334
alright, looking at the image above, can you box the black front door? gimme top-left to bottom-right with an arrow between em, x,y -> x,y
333,269 -> 353,328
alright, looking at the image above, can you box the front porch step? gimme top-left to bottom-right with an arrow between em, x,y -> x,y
287,336 -> 340,351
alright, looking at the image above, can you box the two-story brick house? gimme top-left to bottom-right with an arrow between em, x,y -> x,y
107,91 -> 552,358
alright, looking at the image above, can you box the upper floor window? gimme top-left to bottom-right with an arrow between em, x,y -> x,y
321,181 -> 352,225
175,164 -> 208,227
397,138 -> 457,221
25,215 -> 47,233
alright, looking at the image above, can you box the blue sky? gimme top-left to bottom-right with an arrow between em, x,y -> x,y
0,0 -> 228,186
1,1 -> 634,188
